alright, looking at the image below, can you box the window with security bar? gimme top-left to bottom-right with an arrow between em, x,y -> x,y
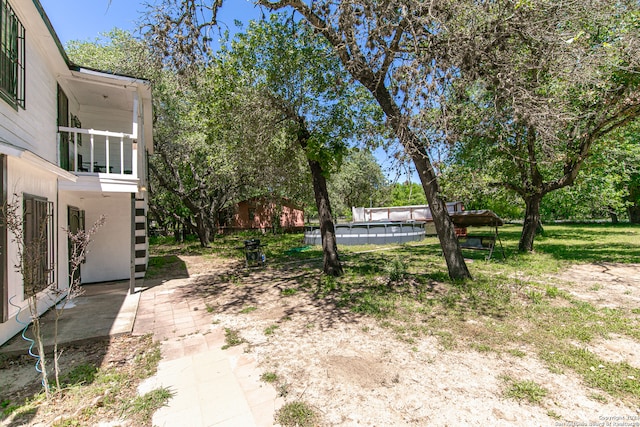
23,195 -> 55,295
0,0 -> 25,109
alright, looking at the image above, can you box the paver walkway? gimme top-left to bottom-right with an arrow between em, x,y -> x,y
133,277 -> 281,427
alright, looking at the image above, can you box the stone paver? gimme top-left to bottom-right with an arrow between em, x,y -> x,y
134,279 -> 281,427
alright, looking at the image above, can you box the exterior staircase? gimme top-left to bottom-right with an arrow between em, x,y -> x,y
134,197 -> 148,278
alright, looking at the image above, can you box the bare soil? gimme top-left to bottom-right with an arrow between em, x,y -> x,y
1,335 -> 154,427
2,257 -> 640,426
186,257 -> 640,426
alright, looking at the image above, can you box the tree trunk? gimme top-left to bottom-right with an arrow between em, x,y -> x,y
628,205 -> 640,224
608,206 -> 619,224
411,149 -> 471,280
297,128 -> 343,276
364,84 -> 471,280
173,223 -> 182,243
309,158 -> 343,276
519,193 -> 543,252
194,214 -> 211,247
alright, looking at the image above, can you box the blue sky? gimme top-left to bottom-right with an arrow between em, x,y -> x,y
39,0 -> 263,45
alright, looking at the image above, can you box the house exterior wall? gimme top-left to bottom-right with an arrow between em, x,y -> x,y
281,204 -> 304,229
0,2 -> 62,163
0,0 -> 151,346
80,194 -> 132,283
56,191 -> 133,285
233,199 -> 304,231
0,157 -> 60,346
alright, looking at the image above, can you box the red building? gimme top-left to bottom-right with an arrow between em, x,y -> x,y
231,197 -> 304,232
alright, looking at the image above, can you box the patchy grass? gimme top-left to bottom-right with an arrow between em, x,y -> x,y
146,255 -> 187,279
1,335 -> 169,426
502,375 -> 548,404
260,372 -> 278,383
264,325 -> 279,336
150,231 -> 323,264
123,388 -> 173,422
148,223 -> 640,407
221,328 -> 246,350
276,401 -> 319,427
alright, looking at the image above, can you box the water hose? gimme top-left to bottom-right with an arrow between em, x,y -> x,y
8,296 -> 45,385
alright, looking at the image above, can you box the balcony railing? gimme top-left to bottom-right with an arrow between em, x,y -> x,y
58,126 -> 138,177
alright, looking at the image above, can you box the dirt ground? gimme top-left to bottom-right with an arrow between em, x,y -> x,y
182,256 -> 640,426
2,256 -> 640,426
0,335 -> 153,426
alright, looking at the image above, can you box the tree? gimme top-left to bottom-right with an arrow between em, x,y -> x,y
328,148 -> 387,217
538,129 -> 640,222
150,68 -> 240,246
249,1 -> 473,279
387,183 -> 427,207
66,29 -> 154,77
439,164 -> 523,220
617,122 -> 640,223
439,0 -> 640,251
222,16 -> 383,275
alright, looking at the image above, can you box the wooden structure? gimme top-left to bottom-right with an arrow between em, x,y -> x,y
231,197 -> 304,232
450,210 -> 506,260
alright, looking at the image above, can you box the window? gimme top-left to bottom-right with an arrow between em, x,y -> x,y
67,206 -> 85,286
23,195 -> 54,295
0,0 -> 24,109
58,85 -> 70,170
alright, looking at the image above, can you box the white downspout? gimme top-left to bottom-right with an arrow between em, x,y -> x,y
132,92 -> 139,140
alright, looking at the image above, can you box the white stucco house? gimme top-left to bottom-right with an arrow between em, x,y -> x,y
0,0 -> 152,346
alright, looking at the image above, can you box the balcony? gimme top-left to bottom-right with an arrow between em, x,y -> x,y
58,126 -> 138,178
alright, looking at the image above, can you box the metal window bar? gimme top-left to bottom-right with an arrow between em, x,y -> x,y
23,197 -> 55,295
15,10 -> 24,108
0,0 -> 24,108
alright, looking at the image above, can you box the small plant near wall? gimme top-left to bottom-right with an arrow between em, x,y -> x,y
52,214 -> 105,388
1,195 -> 105,396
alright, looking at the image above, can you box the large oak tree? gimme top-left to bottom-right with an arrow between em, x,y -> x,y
437,0 -> 640,251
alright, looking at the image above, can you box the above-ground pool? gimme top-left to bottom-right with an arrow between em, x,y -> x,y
304,221 -> 425,246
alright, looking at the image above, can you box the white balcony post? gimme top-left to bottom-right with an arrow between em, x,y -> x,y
120,137 -> 124,175
105,136 -> 110,173
132,140 -> 138,178
90,133 -> 95,173
73,132 -> 78,172
56,132 -> 61,169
